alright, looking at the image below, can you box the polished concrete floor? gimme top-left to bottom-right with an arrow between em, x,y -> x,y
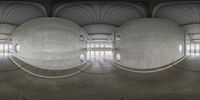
1,55 -> 200,100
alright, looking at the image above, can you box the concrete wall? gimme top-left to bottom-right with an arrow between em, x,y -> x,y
114,18 -> 185,70
12,18 -> 87,70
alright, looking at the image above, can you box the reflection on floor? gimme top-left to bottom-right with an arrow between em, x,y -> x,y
0,54 -> 19,72
1,54 -> 200,100
175,55 -> 200,72
85,50 -> 119,74
186,53 -> 200,56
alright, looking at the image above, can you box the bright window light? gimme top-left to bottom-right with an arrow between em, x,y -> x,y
116,53 -> 121,62
0,44 -> 3,53
80,54 -> 85,62
179,44 -> 183,53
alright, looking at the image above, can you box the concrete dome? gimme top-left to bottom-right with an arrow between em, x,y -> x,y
114,18 -> 185,70
12,18 -> 87,70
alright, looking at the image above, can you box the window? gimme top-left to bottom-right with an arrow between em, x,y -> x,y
0,44 -> 3,53
186,43 -> 200,56
0,42 -> 13,56
86,41 -> 113,62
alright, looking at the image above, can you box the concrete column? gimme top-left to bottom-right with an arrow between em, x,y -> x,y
12,18 -> 87,70
114,18 -> 185,70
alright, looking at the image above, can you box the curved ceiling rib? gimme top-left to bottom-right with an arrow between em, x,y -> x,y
153,2 -> 200,42
0,24 -> 17,34
0,1 -> 47,25
52,2 -> 147,40
153,1 -> 200,26
0,2 -> 47,40
52,2 -> 147,27
183,24 -> 200,34
183,24 -> 200,42
83,24 -> 117,40
83,24 -> 117,35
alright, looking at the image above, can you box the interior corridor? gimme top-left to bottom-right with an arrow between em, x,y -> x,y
1,1 -> 200,100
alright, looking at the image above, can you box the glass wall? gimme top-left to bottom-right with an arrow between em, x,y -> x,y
0,42 -> 12,56
186,42 -> 200,56
86,41 -> 113,62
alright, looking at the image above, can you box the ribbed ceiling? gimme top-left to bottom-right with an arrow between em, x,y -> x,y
0,24 -> 17,34
0,24 -> 17,40
0,2 -> 47,40
83,24 -> 117,35
0,2 -> 47,25
182,24 -> 200,42
52,2 -> 147,26
83,24 -> 116,40
153,2 -> 200,42
183,24 -> 200,34
2,1 -> 200,41
153,2 -> 200,26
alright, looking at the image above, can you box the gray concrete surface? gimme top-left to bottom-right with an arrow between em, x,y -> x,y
175,56 -> 200,72
114,18 -> 185,69
12,18 -> 88,70
0,56 -> 19,72
1,56 -> 200,100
